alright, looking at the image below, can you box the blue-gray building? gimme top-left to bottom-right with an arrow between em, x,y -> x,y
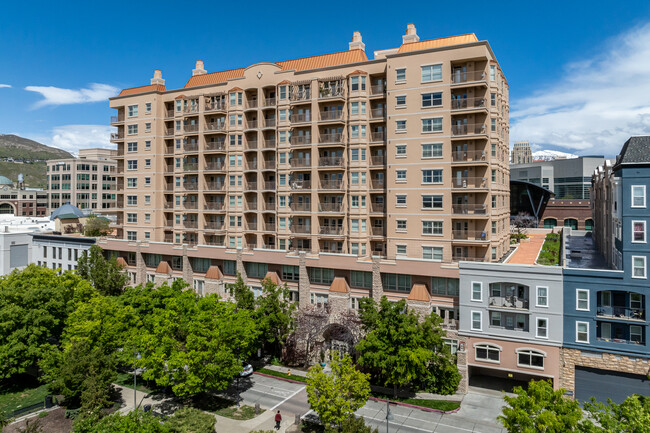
561,137 -> 650,403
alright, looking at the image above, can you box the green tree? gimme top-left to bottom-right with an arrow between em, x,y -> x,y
324,416 -> 378,433
73,409 -> 168,433
355,297 -> 459,396
164,407 -> 216,433
255,277 -> 296,357
0,265 -> 95,378
77,245 -> 129,296
40,339 -> 116,411
83,215 -> 111,237
580,394 -> 650,433
306,351 -> 371,430
227,273 -> 255,310
498,380 -> 583,433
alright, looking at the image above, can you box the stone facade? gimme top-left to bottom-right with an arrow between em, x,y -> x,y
135,245 -> 146,286
182,246 -> 193,286
235,249 -> 247,282
559,347 -> 650,394
371,257 -> 384,304
298,252 -> 310,310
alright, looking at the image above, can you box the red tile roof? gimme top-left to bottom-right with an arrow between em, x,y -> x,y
205,265 -> 223,280
264,271 -> 281,285
397,34 -> 478,53
118,84 -> 166,97
116,257 -> 127,268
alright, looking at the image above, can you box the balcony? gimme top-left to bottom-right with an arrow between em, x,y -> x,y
319,202 -> 343,212
370,84 -> 385,95
452,150 -> 487,163
263,118 -> 276,128
451,70 -> 487,85
291,180 -> 311,190
319,133 -> 343,145
184,124 -> 199,133
110,114 -> 124,124
184,144 -> 199,153
290,158 -> 311,168
183,202 -> 198,210
263,201 -> 276,211
164,184 -> 174,192
262,160 -> 276,170
451,97 -> 487,111
244,181 -> 257,191
205,182 -> 225,191
318,157 -> 344,168
204,202 -> 225,211
597,306 -> 645,321
164,146 -> 174,155
452,177 -> 487,189
371,226 -> 386,236
204,222 -> 225,231
370,155 -> 386,166
263,181 -> 276,190
164,128 -> 175,137
263,137 -> 276,148
205,123 -> 226,132
451,204 -> 488,215
245,202 -> 258,211
291,202 -> 312,212
370,108 -> 386,119
290,90 -> 311,102
370,131 -> 386,142
318,86 -> 344,99
370,202 -> 385,213
370,179 -> 385,190
263,97 -> 276,107
245,120 -> 258,130
246,140 -> 258,150
451,123 -> 487,137
246,100 -> 258,110
183,183 -> 199,191
205,141 -> 226,151
320,110 -> 344,122
205,101 -> 227,112
205,161 -> 225,171
290,113 -> 311,124
110,132 -> 124,142
184,221 -> 198,229
264,222 -> 276,231
320,226 -> 344,235
452,230 -> 489,241
165,109 -> 175,118
453,254 -> 487,262
245,222 -> 258,231
163,202 -> 174,210
290,135 -> 312,146
183,104 -> 199,114
245,161 -> 258,171
320,179 -> 342,190
291,224 -> 311,234
184,163 -> 198,172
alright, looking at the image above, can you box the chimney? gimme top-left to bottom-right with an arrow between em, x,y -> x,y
193,60 -> 207,76
402,23 -> 420,44
349,31 -> 365,51
150,69 -> 165,85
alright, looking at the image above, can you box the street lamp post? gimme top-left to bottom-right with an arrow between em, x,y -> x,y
385,399 -> 393,433
133,342 -> 142,410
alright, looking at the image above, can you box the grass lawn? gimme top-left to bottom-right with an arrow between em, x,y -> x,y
537,232 -> 561,265
214,404 -> 258,420
115,373 -> 152,394
257,368 -> 307,383
189,393 -> 262,420
0,377 -> 49,416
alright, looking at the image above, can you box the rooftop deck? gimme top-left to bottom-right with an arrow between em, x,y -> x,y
507,233 -> 546,265
566,231 -> 609,270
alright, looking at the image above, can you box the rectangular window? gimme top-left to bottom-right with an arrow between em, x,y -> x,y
471,311 -> 482,330
396,195 -> 406,206
127,142 -> 137,152
127,178 -> 137,188
126,231 -> 137,241
350,271 -> 372,288
127,160 -> 137,170
632,256 -> 647,278
422,143 -> 442,158
632,185 -> 646,208
422,169 -> 443,184
421,64 -> 442,82
490,93 -> 496,106
350,102 -> 359,115
396,120 -> 406,131
576,321 -> 589,343
127,213 -> 137,223
576,289 -> 589,311
395,95 -> 406,107
396,145 -> 406,156
396,245 -> 407,255
633,221 -> 646,243
536,286 -> 548,307
395,68 -> 406,82
396,170 -> 406,182
630,325 -> 643,343
396,220 -> 406,231
422,118 -> 443,133
471,282 -> 482,301
127,195 -> 137,206
422,195 -> 443,209
422,246 -> 443,261
535,318 -> 548,339
127,124 -> 138,135
421,92 -> 442,107
490,65 -> 496,81
422,221 -> 442,235
128,105 -> 138,117
381,273 -> 411,292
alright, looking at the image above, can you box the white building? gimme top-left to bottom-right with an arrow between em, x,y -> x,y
31,234 -> 96,272
0,215 -> 54,275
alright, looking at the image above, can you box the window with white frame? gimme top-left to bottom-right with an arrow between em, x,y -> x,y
396,195 -> 406,206
576,321 -> 589,343
632,221 -> 646,243
396,245 -> 407,255
632,185 -> 646,208
422,143 -> 442,158
128,105 -> 138,117
396,120 -> 406,131
395,68 -> 406,82
422,169 -> 443,184
145,102 -> 151,114
475,343 -> 500,362
576,289 -> 589,311
396,145 -> 406,156
517,349 -> 545,368
396,220 -> 407,231
127,142 -> 137,152
490,65 -> 496,81
422,92 -> 442,107
396,170 -> 406,182
630,325 -> 643,343
422,118 -> 443,133
422,246 -> 443,261
396,95 -> 406,107
144,122 -> 151,132
422,220 -> 442,235
471,281 -> 482,301
126,231 -> 137,241
421,64 -> 442,82
127,213 -> 137,223
422,195 -> 443,209
471,311 -> 482,330
127,160 -> 138,170
536,318 -> 548,338
127,124 -> 138,135
127,178 -> 137,188
536,286 -> 548,307
632,256 -> 647,278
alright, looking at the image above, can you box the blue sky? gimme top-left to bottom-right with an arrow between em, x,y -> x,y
1,0 -> 650,156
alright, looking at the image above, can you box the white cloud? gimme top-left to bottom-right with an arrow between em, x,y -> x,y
30,125 -> 114,154
24,83 -> 118,107
0,84 -> 10,88
511,23 -> 650,156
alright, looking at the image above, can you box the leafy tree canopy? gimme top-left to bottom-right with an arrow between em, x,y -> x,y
227,273 -> 255,311
254,277 -> 296,357
73,410 -> 168,433
83,215 -> 111,237
163,407 -> 216,433
77,245 -> 129,296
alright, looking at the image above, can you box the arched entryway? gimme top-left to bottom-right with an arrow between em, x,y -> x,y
564,218 -> 578,230
0,203 -> 15,214
322,323 -> 356,359
585,219 -> 594,230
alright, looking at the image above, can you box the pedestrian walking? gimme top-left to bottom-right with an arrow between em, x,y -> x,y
274,410 -> 282,430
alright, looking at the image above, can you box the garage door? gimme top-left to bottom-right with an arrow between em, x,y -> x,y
575,366 -> 649,404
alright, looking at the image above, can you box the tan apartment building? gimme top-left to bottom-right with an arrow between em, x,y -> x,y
108,24 -> 510,261
47,148 -> 117,212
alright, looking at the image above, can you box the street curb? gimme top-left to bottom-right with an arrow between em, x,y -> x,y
253,371 -> 307,385
368,396 -> 461,414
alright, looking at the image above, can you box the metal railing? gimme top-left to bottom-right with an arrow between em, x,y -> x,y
489,296 -> 529,309
184,124 -> 199,133
264,97 -> 276,107
246,120 -> 258,129
319,157 -> 344,167
205,101 -> 227,111
263,138 -> 276,148
290,180 -> 311,190
320,110 -> 343,121
183,163 -> 198,172
204,222 -> 225,230
246,100 -> 258,109
205,142 -> 226,151
290,135 -> 312,145
451,123 -> 487,136
291,224 -> 311,233
370,84 -> 385,95
451,150 -> 487,162
245,182 -> 257,191
597,306 -> 645,320
451,70 -> 487,84
247,140 -> 258,150
370,107 -> 386,118
451,97 -> 487,110
319,202 -> 343,212
451,204 -> 488,215
184,144 -> 199,152
264,181 -> 276,190
452,254 -> 488,262
204,202 -> 225,210
370,202 -> 385,213
205,182 -> 225,191
183,183 -> 199,191
183,202 -> 198,209
371,131 -> 386,142
452,177 -> 488,189
320,179 -> 343,189
290,158 -> 311,168
320,226 -> 344,235
290,113 -> 311,123
263,118 -> 276,128
110,114 -> 124,123
452,230 -> 489,241
205,161 -> 225,171
205,122 -> 226,132
291,202 -> 312,212
370,155 -> 386,166
319,133 -> 343,144
262,160 -> 276,170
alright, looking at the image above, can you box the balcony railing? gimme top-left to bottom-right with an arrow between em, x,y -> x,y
204,238 -> 225,246
320,110 -> 343,121
319,133 -> 343,144
110,114 -> 124,123
164,184 -> 174,191
205,182 -> 225,191
165,109 -> 175,118
264,202 -> 276,211
204,222 -> 225,230
204,202 -> 225,211
163,202 -> 174,209
183,202 -> 198,210
206,142 -> 226,151
263,138 -> 276,148
451,123 -> 487,136
319,87 -> 344,99
291,224 -> 311,234
319,202 -> 343,212
453,254 -> 487,262
451,97 -> 487,110
164,128 -> 175,137
320,179 -> 342,189
184,124 -> 199,133
370,155 -> 386,166
264,222 -> 276,231
262,160 -> 276,170
319,157 -> 344,167
290,158 -> 311,168
246,222 -> 258,231
370,107 -> 386,118
291,180 -> 311,190
290,113 -> 311,123
370,179 -> 385,189
290,135 -> 312,145
320,226 -> 344,235
371,131 -> 386,142
205,122 -> 226,132
110,133 -> 123,141
245,182 -> 257,191
489,296 -> 529,309
451,204 -> 488,215
183,104 -> 199,114
184,221 -> 198,229
597,306 -> 645,321
263,181 -> 276,190
452,230 -> 489,241
247,140 -> 258,150
246,100 -> 258,109
370,202 -> 385,213
370,84 -> 385,95
205,161 -> 225,171
245,161 -> 258,170
452,177 -> 487,189
371,226 -> 386,236
245,202 -> 258,211
291,91 -> 311,102
184,144 -> 199,152
452,150 -> 487,162
183,183 -> 199,191
291,202 -> 312,212
246,120 -> 258,129
264,97 -> 276,107
205,101 -> 227,112
184,163 -> 198,172
263,118 -> 276,128
451,70 -> 487,84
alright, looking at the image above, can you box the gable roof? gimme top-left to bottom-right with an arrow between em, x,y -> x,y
407,283 -> 431,302
397,34 -> 478,53
116,257 -> 128,268
118,84 -> 166,97
50,204 -> 85,220
264,271 -> 281,285
156,261 -> 172,274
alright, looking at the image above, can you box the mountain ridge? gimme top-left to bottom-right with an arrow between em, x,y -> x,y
0,134 -> 72,160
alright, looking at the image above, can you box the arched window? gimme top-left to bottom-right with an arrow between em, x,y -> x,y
474,343 -> 502,363
516,348 -> 546,368
564,218 -> 578,230
543,218 -> 557,228
585,219 -> 594,230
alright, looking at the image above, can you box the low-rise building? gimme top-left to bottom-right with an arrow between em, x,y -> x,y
0,214 -> 54,275
0,175 -> 49,217
31,233 -> 96,272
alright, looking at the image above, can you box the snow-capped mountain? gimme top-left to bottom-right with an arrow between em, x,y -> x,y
532,150 -> 579,161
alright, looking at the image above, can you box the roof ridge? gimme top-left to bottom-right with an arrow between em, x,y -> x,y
276,48 -> 364,65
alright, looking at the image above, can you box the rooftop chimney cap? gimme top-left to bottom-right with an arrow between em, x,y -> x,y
402,23 -> 420,44
150,69 -> 165,85
193,60 -> 207,76
349,30 -> 365,52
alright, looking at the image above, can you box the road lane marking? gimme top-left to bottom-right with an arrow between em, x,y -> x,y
270,386 -> 306,411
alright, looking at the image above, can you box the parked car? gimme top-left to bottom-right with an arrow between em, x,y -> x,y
240,361 -> 253,377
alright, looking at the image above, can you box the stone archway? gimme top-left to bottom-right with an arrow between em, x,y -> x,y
0,202 -> 15,214
322,323 -> 356,360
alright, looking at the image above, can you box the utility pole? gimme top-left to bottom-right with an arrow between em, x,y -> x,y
385,399 -> 393,433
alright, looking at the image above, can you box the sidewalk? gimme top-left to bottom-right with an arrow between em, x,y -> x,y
213,409 -> 294,433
